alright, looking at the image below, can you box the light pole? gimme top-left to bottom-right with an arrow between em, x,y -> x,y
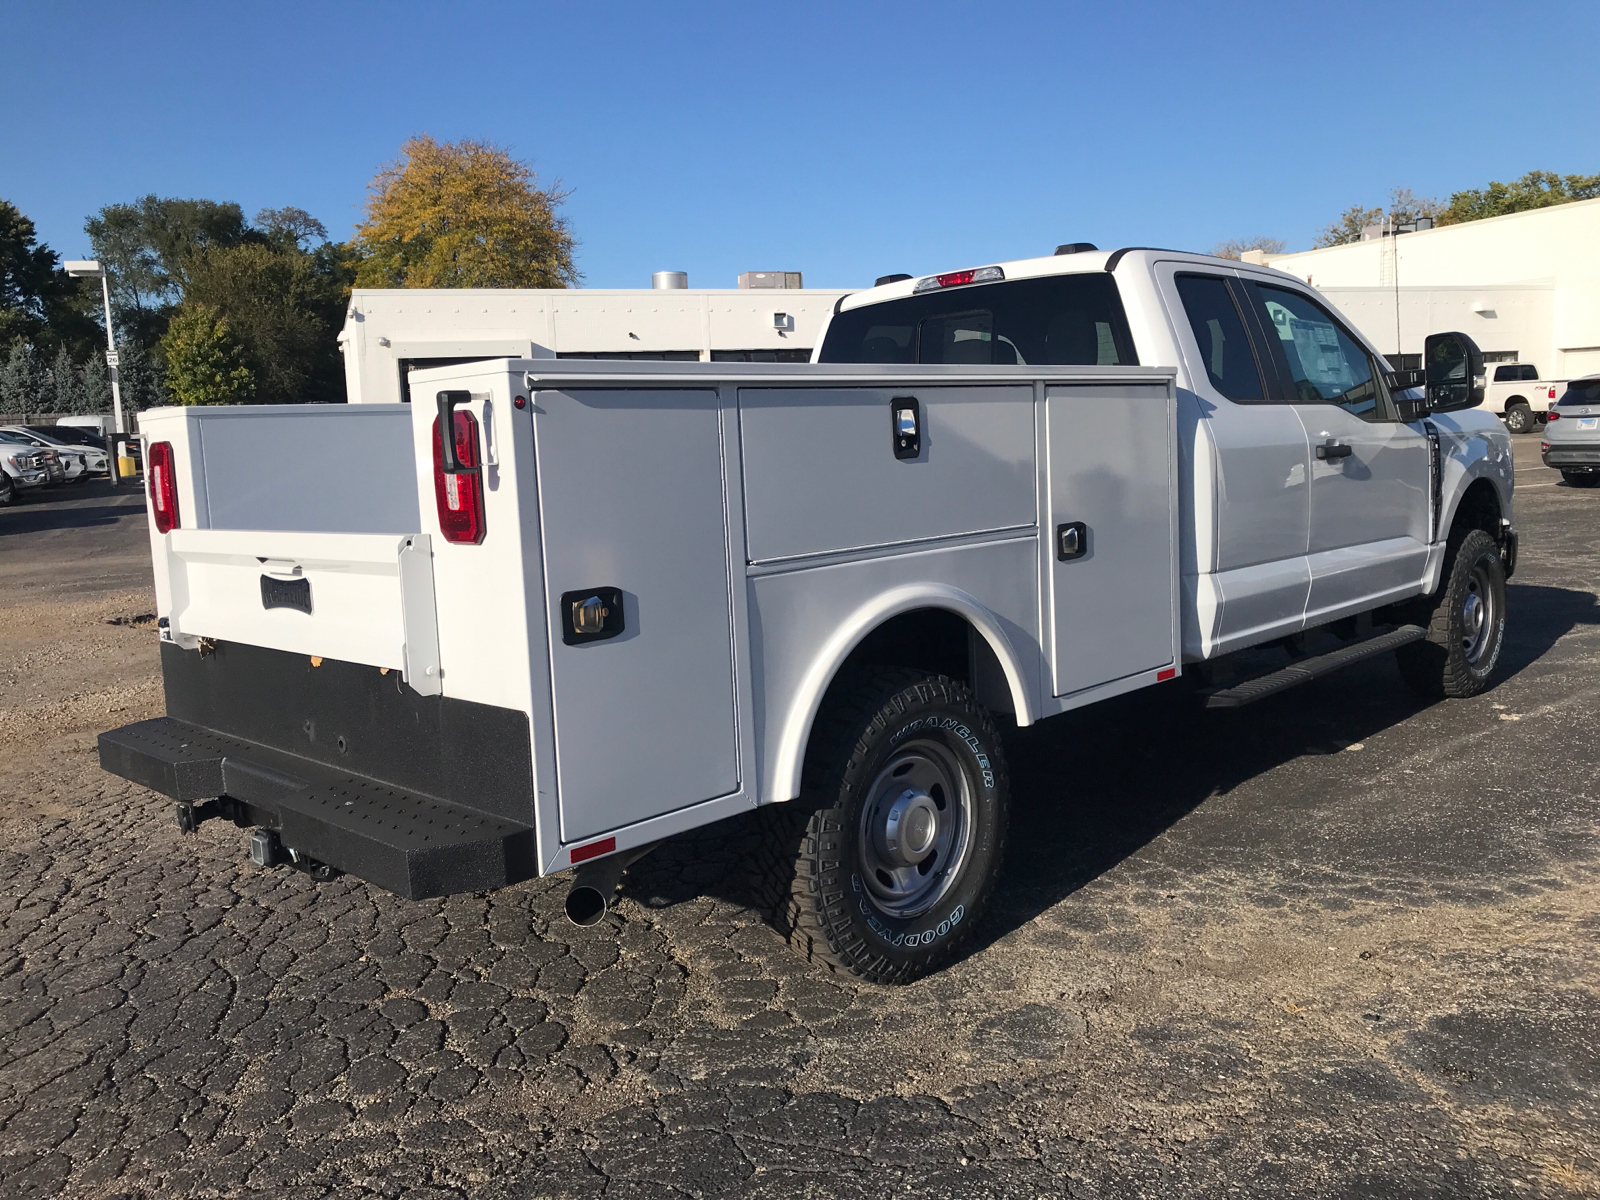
63,260 -> 125,441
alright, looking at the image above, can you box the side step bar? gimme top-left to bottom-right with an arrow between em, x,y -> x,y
1203,624 -> 1426,709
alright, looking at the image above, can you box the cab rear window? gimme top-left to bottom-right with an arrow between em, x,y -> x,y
1557,379 -> 1600,407
818,274 -> 1137,366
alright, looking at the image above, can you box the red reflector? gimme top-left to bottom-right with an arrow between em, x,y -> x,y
147,441 -> 180,534
431,411 -> 486,544
1157,667 -> 1177,682
936,269 -> 976,288
570,837 -> 616,864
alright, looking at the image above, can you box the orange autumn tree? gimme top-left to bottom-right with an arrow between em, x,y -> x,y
353,136 -> 578,289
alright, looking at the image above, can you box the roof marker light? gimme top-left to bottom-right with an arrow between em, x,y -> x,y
913,265 -> 1005,293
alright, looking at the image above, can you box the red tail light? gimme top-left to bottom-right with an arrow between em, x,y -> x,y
1546,411 -> 1560,421
147,441 -> 180,534
432,411 -> 485,544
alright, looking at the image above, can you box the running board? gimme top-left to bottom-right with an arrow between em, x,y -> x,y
1203,624 -> 1426,709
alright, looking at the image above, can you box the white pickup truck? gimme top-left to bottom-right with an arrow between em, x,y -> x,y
99,248 -> 1516,983
1484,361 -> 1565,434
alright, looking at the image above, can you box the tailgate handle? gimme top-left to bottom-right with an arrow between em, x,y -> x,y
437,390 -> 477,474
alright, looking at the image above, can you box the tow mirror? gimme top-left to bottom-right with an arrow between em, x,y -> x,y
1424,331 -> 1485,413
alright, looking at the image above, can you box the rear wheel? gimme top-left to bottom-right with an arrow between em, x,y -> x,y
1397,528 -> 1507,699
1561,469 -> 1600,488
756,669 -> 1009,984
1504,403 -> 1535,434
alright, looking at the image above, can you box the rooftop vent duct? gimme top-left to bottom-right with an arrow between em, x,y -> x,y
652,271 -> 688,289
1055,243 -> 1099,255
875,273 -> 913,286
739,271 -> 802,289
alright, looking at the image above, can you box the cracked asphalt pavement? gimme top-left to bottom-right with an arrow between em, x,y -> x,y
1,440 -> 1597,1199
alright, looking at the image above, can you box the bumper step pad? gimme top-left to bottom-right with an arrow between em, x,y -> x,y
1203,624 -> 1426,709
99,718 -> 535,899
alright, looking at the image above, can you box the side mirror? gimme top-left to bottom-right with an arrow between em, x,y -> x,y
1424,331 -> 1486,413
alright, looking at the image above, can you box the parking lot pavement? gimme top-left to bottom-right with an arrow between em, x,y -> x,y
0,438 -> 1596,1199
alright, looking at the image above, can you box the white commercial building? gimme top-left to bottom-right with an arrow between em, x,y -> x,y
340,276 -> 849,405
1257,197 -> 1600,380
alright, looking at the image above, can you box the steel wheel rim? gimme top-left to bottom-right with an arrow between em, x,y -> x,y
857,739 -> 973,919
1461,563 -> 1495,664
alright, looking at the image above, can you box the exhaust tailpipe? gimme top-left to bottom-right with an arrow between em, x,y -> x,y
564,842 -> 660,926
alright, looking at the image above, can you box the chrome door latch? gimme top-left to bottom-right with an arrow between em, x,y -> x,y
1056,521 -> 1087,561
561,587 -> 625,645
892,397 -> 921,460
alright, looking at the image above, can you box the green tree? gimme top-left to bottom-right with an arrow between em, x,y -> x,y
85,195 -> 250,350
1313,188 -> 1446,248
160,304 -> 255,406
48,345 -> 83,414
184,235 -> 350,403
115,341 -> 165,412
0,340 -> 44,417
1,198 -> 97,357
1212,236 -> 1286,260
1442,170 -> 1600,224
353,135 -> 578,289
77,352 -> 111,414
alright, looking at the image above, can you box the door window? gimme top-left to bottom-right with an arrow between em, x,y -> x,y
1251,285 -> 1388,421
1174,275 -> 1265,401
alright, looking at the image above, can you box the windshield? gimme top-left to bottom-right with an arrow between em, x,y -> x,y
1557,379 -> 1600,407
818,273 -> 1138,366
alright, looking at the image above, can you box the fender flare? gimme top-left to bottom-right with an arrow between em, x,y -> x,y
1425,459 -> 1511,593
771,583 -> 1036,804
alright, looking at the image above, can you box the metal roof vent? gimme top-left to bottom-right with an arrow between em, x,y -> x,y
1055,243 -> 1099,255
652,271 -> 688,289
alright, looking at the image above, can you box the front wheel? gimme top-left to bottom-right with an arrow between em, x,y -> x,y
1397,528 -> 1507,699
0,472 -> 13,506
1504,404 -> 1536,434
757,669 -> 1010,984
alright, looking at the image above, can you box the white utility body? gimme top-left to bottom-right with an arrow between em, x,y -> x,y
103,248 -> 1516,982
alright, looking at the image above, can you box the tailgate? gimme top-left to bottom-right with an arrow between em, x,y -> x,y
161,528 -> 442,696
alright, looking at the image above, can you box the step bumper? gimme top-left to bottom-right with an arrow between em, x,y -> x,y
99,717 -> 536,899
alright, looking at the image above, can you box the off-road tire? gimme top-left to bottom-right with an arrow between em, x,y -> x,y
1561,469 -> 1600,488
1504,403 -> 1535,435
754,669 -> 1009,985
1396,528 -> 1507,700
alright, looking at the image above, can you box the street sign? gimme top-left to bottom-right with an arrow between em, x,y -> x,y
105,351 -> 120,368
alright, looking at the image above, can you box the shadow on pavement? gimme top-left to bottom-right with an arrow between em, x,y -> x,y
625,583 -> 1600,972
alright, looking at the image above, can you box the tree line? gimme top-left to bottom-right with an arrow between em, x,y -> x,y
0,136 -> 576,413
1214,169 -> 1600,259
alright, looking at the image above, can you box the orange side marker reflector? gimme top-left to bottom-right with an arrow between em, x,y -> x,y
571,837 -> 616,865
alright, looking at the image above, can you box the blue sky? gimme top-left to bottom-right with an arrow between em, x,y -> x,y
4,0 -> 1596,289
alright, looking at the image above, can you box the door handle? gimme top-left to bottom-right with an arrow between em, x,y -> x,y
1315,442 -> 1353,460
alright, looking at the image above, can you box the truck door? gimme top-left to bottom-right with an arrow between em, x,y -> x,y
1046,382 -> 1177,695
531,388 -> 740,845
1240,284 -> 1430,621
1159,267 -> 1312,651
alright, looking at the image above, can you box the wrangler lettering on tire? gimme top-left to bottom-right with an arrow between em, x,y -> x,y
754,668 -> 1010,985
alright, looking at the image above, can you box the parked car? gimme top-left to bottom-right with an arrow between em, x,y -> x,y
1542,376 -> 1600,486
27,423 -> 106,451
0,433 -> 54,499
4,426 -> 110,477
0,428 -> 96,482
1483,362 -> 1565,434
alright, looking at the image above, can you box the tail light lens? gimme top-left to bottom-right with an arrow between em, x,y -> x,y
432,411 -> 485,544
147,441 -> 180,534
1546,411 -> 1560,421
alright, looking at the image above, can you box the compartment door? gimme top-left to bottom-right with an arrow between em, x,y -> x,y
1046,384 -> 1177,696
533,388 -> 739,843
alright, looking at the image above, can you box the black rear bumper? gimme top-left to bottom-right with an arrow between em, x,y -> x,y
99,641 -> 539,900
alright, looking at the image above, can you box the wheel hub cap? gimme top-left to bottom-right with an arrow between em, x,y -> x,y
879,789 -> 939,865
